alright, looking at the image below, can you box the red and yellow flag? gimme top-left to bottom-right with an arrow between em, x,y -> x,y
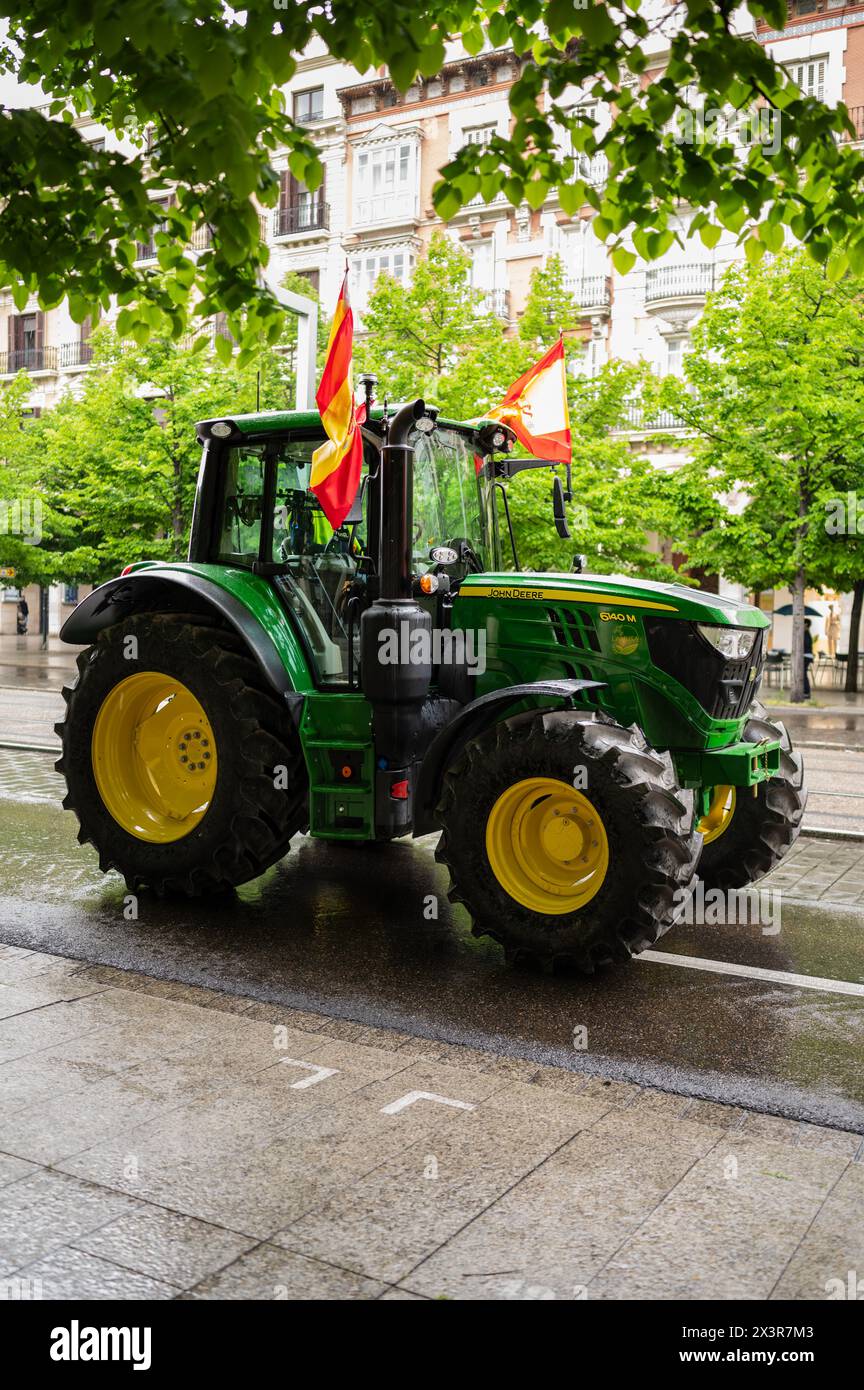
310,270 -> 363,529
488,336 -> 571,464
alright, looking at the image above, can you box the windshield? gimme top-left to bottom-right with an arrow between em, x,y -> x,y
411,425 -> 486,569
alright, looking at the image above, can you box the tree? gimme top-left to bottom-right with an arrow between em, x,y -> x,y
0,375 -> 54,590
359,239 -> 678,576
659,250 -> 864,700
1,3 -> 864,353
39,326 -> 293,582
355,231 -> 504,401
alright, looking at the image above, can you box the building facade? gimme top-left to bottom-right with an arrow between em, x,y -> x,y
3,6 -> 864,647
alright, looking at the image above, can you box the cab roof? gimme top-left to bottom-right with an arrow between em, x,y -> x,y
196,406 -> 487,443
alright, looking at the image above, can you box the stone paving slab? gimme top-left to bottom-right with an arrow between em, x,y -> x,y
0,944 -> 863,1300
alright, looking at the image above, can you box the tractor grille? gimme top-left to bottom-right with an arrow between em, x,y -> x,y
545,605 -> 604,707
645,619 -> 765,720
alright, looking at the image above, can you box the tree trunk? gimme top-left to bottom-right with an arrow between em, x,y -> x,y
789,567 -> 808,703
844,579 -> 864,693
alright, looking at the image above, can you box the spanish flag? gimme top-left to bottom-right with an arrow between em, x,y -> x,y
310,271 -> 363,529
488,336 -> 571,464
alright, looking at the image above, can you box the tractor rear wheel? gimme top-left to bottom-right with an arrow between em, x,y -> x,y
435,710 -> 701,970
696,703 -> 806,891
55,613 -> 308,895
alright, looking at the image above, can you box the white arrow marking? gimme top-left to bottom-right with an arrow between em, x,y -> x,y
279,1058 -> 340,1089
381,1090 -> 476,1116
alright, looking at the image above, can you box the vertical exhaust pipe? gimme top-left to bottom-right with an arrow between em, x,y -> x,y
361,399 -> 433,835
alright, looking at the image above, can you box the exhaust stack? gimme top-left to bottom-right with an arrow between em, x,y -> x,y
360,399 -> 433,835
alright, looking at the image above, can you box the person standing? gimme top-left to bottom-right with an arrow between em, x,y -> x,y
16,594 -> 28,635
803,618 -> 814,698
826,603 -> 841,660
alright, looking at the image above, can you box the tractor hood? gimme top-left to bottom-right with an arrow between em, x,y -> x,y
457,572 -> 769,629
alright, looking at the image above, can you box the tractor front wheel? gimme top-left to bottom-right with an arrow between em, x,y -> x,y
435,710 -> 701,970
696,703 -> 806,891
55,614 -> 308,895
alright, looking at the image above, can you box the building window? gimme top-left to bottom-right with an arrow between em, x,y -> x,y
787,58 -> 827,101
293,87 -> 324,123
664,335 -> 689,377
87,137 -> 106,154
7,311 -> 46,372
63,585 -> 79,605
297,269 -> 320,295
353,250 -> 414,309
354,142 -> 416,225
463,124 -> 496,149
276,169 -> 328,235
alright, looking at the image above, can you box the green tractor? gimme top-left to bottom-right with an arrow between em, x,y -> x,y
56,398 -> 806,969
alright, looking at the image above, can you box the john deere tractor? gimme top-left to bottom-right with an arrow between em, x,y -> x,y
56,399 -> 806,969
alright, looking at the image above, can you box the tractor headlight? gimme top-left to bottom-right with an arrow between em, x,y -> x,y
696,624 -> 758,661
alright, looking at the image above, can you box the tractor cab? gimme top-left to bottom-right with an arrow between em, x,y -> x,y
192,408 -> 504,688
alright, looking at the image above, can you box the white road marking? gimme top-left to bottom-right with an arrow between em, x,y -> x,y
279,1058 -> 340,1089
381,1090 -> 476,1116
640,950 -> 864,998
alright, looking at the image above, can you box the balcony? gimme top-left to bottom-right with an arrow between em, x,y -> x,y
645,264 -> 714,304
570,152 -> 608,189
0,346 -> 58,375
564,274 -> 612,315
59,341 -> 94,368
477,288 -> 510,320
273,202 -> 329,238
615,405 -> 689,434
134,237 -> 159,262
839,106 -> 864,143
644,263 -> 714,323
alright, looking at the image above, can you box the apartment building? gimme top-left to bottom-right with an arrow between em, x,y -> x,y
4,8 -> 864,642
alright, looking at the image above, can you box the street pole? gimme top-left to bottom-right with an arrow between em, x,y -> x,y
258,276 -> 318,410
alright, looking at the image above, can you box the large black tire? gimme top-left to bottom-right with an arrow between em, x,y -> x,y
697,702 -> 807,891
435,709 -> 701,970
55,613 -> 308,895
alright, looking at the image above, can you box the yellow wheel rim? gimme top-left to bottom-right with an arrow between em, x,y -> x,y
485,776 -> 610,916
91,671 -> 218,843
698,784 -> 736,845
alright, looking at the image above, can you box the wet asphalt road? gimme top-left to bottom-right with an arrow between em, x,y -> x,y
2,791 -> 864,1134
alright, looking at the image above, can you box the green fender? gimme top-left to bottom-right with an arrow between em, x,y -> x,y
59,561 -> 316,697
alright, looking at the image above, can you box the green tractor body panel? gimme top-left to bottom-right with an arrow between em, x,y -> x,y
125,560 -> 318,693
121,561 -> 379,837
450,572 -> 773,794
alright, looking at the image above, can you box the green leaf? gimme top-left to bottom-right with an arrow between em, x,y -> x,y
524,179 -> 549,210
612,246 -> 636,275
699,223 -> 722,250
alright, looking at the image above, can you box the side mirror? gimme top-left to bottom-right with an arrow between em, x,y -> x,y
552,476 -> 571,539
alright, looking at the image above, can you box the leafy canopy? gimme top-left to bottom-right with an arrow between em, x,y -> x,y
658,248 -> 864,598
1,2 -> 862,354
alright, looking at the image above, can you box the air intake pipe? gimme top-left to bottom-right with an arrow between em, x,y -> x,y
360,399 -> 433,835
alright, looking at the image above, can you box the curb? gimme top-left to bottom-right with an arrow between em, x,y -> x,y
800,826 -> 864,843
0,740 -> 58,755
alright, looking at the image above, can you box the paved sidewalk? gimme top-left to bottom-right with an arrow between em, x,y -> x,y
0,943 -> 862,1301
